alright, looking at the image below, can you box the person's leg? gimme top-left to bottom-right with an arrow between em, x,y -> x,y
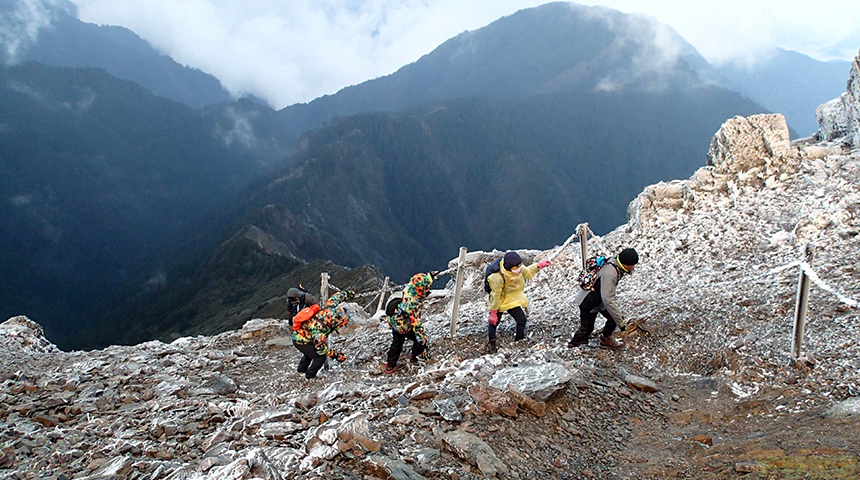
295,342 -> 312,373
386,330 -> 407,369
509,307 -> 528,340
296,343 -> 326,378
570,307 -> 598,346
306,354 -> 327,378
297,353 -> 311,373
600,311 -> 618,337
408,331 -> 426,362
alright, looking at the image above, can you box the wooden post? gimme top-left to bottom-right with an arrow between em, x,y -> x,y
791,245 -> 814,361
376,277 -> 389,312
577,223 -> 590,269
450,246 -> 468,336
320,273 -> 329,302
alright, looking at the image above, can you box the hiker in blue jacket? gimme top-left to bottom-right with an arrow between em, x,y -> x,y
568,247 -> 638,349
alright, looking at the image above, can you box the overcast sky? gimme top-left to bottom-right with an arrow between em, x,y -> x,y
67,0 -> 860,109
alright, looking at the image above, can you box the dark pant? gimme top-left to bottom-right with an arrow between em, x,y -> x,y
571,290 -> 618,345
488,306 -> 527,341
386,330 -> 425,368
294,342 -> 326,379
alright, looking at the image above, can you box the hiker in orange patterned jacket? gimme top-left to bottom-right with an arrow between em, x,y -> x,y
292,289 -> 354,379
385,272 -> 437,373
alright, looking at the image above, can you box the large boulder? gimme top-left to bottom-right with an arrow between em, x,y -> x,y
0,316 -> 60,353
706,113 -> 794,175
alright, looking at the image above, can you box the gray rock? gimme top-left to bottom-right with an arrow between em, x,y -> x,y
825,397 -> 860,418
441,429 -> 507,477
489,362 -> 572,401
433,398 -> 462,422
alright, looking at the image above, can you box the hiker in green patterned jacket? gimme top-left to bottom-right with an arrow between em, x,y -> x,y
292,289 -> 354,379
385,272 -> 437,373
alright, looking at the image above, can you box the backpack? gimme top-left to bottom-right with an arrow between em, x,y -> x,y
385,291 -> 404,317
577,256 -> 607,291
483,258 -> 503,294
292,304 -> 320,331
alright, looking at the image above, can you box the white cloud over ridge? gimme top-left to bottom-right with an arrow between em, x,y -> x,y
65,0 -> 860,109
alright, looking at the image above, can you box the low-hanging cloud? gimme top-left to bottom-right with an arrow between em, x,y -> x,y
1,0 -> 71,63
63,0 -> 860,108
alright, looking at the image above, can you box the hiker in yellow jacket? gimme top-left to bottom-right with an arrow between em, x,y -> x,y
486,251 -> 550,353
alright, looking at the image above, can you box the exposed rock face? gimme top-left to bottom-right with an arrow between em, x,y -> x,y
0,316 -> 60,353
818,47 -> 860,146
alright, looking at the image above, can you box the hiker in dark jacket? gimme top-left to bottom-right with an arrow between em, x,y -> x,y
385,272 -> 437,373
486,251 -> 551,353
568,247 -> 638,349
292,290 -> 354,379
287,286 -> 318,320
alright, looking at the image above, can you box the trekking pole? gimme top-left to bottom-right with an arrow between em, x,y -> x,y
577,223 -> 590,270
450,246 -> 468,336
790,244 -> 814,362
376,277 -> 389,312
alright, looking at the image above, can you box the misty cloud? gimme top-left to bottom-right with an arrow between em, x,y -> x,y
0,0 -> 72,63
217,107 -> 259,149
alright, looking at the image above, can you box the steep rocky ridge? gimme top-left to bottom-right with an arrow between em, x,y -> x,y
2,52 -> 860,480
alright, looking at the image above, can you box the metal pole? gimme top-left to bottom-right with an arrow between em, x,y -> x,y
320,273 -> 329,302
790,245 -> 814,361
450,246 -> 468,336
376,277 -> 389,312
577,223 -> 590,269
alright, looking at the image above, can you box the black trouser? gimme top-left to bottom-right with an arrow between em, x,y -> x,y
571,290 -> 618,345
386,330 -> 425,368
294,342 -> 326,379
488,306 -> 527,341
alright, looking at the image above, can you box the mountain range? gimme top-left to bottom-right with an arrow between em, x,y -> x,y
0,0 -> 853,349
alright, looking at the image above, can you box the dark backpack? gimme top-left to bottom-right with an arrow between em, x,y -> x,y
483,258 -> 503,294
577,256 -> 607,291
385,291 -> 404,317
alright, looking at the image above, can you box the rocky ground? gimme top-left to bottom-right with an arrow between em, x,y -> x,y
3,107 -> 860,478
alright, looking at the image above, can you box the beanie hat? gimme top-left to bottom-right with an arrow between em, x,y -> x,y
503,251 -> 522,270
618,247 -> 639,266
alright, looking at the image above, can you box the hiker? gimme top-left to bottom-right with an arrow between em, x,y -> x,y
292,289 -> 354,379
385,271 -> 437,373
287,286 -> 318,320
568,247 -> 638,349
486,251 -> 551,353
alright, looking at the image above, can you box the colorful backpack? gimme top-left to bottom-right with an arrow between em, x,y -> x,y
577,256 -> 607,291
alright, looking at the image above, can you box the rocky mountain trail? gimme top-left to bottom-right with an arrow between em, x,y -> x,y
2,51 -> 860,480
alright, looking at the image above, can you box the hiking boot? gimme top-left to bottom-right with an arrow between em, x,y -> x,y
409,355 -> 420,365
487,339 -> 498,354
385,363 -> 405,374
599,336 -> 623,350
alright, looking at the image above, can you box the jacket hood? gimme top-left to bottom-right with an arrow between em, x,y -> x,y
406,273 -> 434,299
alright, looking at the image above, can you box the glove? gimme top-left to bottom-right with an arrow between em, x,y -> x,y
344,290 -> 356,300
331,352 -> 346,362
488,310 -> 499,326
537,260 -> 551,269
